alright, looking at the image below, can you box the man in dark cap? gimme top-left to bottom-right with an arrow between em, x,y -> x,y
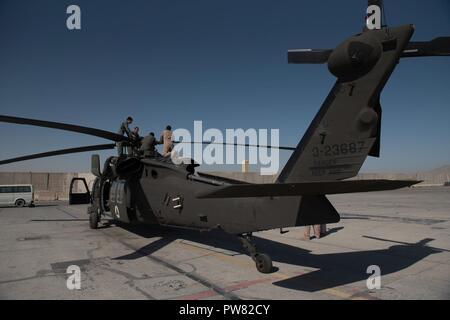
116,116 -> 133,156
130,126 -> 142,156
140,132 -> 159,158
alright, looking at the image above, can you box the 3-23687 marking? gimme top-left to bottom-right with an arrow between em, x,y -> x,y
312,141 -> 365,158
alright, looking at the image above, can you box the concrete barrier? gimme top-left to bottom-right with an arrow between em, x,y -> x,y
0,172 -> 94,201
1,165 -> 448,201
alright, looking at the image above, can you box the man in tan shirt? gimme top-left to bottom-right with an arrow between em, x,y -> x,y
160,125 -> 173,157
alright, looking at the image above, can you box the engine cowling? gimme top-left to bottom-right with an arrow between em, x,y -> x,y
115,157 -> 143,178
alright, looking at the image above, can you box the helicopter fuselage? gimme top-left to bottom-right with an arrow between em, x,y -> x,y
103,157 -> 317,235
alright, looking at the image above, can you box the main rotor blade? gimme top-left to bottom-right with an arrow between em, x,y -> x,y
0,115 -> 128,142
362,235 -> 450,253
174,141 -> 296,151
0,143 -> 115,165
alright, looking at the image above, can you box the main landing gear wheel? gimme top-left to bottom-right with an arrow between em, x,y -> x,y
88,207 -> 100,229
238,234 -> 274,274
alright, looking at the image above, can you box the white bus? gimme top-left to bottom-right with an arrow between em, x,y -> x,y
0,184 -> 34,207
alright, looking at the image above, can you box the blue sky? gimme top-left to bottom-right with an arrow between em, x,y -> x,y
0,0 -> 449,173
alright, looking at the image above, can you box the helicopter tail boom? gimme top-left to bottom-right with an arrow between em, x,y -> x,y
195,179 -> 420,199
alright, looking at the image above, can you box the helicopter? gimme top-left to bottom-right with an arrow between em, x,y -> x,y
1,1 -> 449,273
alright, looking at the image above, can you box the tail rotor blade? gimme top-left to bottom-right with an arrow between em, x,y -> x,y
402,37 -> 450,58
287,49 -> 332,64
429,37 -> 450,55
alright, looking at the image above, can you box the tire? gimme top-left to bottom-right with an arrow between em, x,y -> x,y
255,253 -> 273,273
89,208 -> 100,229
15,199 -> 26,207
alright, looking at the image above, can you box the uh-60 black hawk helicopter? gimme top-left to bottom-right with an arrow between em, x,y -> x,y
1,1 -> 449,273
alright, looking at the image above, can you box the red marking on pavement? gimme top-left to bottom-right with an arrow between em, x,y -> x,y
176,289 -> 216,300
224,278 -> 273,292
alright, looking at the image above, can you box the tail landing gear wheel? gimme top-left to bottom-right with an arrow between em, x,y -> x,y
89,208 -> 100,229
255,254 -> 273,274
238,234 -> 274,274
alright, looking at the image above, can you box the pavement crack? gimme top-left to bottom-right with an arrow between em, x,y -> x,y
0,270 -> 56,285
98,228 -> 240,300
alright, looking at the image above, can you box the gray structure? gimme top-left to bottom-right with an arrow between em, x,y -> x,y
0,166 -> 448,201
0,172 -> 95,201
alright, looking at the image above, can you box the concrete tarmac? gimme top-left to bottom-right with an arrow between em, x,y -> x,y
0,187 -> 449,299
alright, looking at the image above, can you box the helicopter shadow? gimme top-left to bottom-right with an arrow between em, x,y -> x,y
112,223 -> 443,292
271,238 -> 441,292
0,204 -> 59,209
